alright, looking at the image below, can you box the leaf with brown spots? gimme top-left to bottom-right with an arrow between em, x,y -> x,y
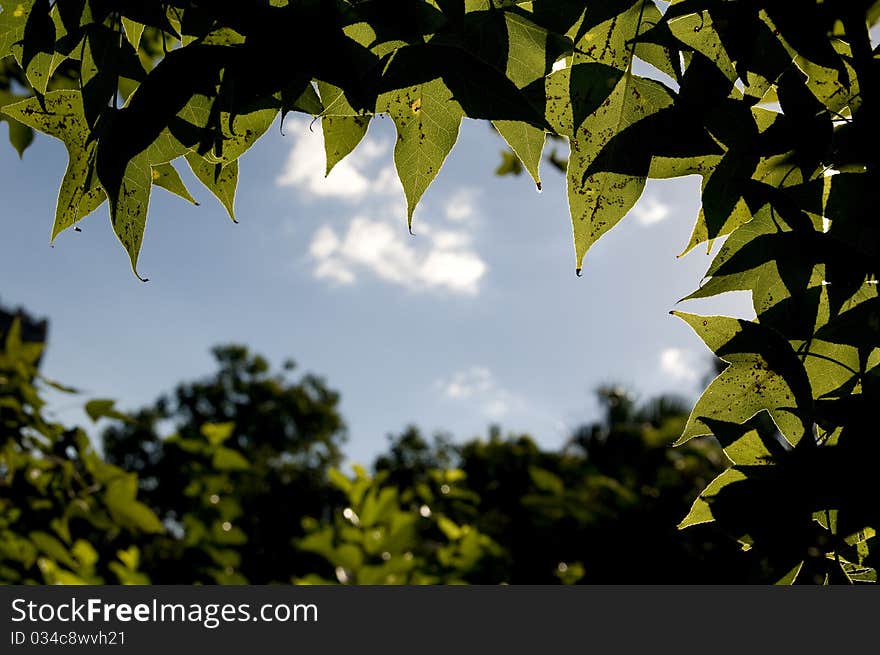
493,120 -> 545,189
2,91 -> 106,240
317,81 -> 371,177
673,312 -> 813,447
567,73 -> 672,270
378,79 -> 463,227
108,151 -> 152,280
209,97 -> 279,166
185,152 -> 238,222
152,162 -> 197,205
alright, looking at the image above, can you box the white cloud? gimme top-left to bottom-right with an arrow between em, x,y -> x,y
659,348 -> 700,383
444,188 -> 479,222
309,227 -> 356,284
280,118 -> 489,295
424,227 -> 469,250
313,258 -> 356,285
632,195 -> 670,226
420,250 -> 487,292
440,366 -> 494,399
309,225 -> 340,259
307,215 -> 487,295
483,398 -> 510,420
436,366 -> 515,419
276,118 -> 399,201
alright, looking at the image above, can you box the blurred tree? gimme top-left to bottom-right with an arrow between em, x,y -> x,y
0,308 -> 158,584
0,303 -> 767,585
296,465 -> 501,584
3,301 -> 763,584
376,387 -> 757,583
373,427 -> 457,491
101,345 -> 347,583
0,302 -> 48,358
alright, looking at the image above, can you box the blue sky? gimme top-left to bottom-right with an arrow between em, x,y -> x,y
0,111 -> 752,464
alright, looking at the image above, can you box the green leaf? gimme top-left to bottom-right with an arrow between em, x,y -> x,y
327,468 -> 353,494
724,429 -> 774,466
212,447 -> 250,471
108,152 -> 153,280
437,515 -> 463,540
529,467 -> 564,495
571,0 -> 642,70
316,81 -> 371,176
84,398 -> 129,423
815,296 -> 880,349
667,11 -> 737,82
502,11 -> 572,87
210,98 -> 278,165
673,312 -> 813,447
316,81 -> 359,117
540,63 -> 624,137
683,205 -> 827,341
103,475 -> 164,534
297,525 -> 335,559
679,154 -> 757,257
201,422 -> 235,446
116,502 -> 165,534
494,149 -> 523,176
568,74 -> 672,270
185,153 -> 238,222
38,375 -> 79,394
378,79 -> 463,227
0,0 -> 31,60
700,418 -> 779,466
151,162 -> 198,205
333,544 -> 364,572
798,338 -> 861,400
121,18 -> 144,50
679,468 -> 747,529
110,561 -> 150,585
2,91 -> 106,240
281,82 -> 323,119
322,115 -> 370,177
8,0 -> 55,94
6,115 -> 34,156
775,561 -> 804,585
212,520 -> 246,545
29,531 -> 77,569
633,2 -> 677,79
80,25 -> 145,130
493,120 -> 545,189
142,94 -> 214,165
0,89 -> 35,156
71,539 -> 98,569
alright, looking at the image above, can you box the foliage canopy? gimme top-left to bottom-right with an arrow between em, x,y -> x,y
2,0 -> 880,582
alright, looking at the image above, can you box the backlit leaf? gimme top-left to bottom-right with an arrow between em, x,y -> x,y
2,91 -> 106,240
673,312 -> 813,447
186,153 -> 238,222
378,79 -> 463,226
568,74 -> 672,270
152,162 -> 198,205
